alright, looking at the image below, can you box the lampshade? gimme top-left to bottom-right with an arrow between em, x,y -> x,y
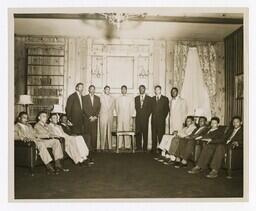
17,95 -> 33,105
51,104 -> 64,114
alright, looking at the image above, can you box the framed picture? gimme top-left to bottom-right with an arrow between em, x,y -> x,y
235,74 -> 243,99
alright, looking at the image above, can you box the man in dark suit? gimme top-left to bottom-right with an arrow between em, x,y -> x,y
188,116 -> 244,178
65,83 -> 85,135
151,85 -> 169,154
65,83 -> 94,164
135,85 -> 152,152
83,85 -> 101,151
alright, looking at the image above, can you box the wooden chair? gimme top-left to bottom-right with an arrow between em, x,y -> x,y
116,131 -> 136,153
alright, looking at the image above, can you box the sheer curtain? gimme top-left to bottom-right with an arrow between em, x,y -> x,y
180,47 -> 211,120
173,41 -> 217,119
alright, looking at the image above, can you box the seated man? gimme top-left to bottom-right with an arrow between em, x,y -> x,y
48,113 -> 90,167
15,111 -> 61,175
155,116 -> 197,164
59,114 -> 94,164
188,117 -> 226,178
225,116 -> 243,147
174,116 -> 208,168
15,111 -> 65,175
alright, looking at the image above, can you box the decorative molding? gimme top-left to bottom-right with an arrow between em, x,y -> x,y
87,39 -> 154,94
14,13 -> 243,25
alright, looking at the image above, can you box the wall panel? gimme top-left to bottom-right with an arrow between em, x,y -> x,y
224,27 -> 243,124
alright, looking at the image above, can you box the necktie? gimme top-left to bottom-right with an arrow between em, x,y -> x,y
78,93 -> 83,109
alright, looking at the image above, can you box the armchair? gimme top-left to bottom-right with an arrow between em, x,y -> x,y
15,137 -> 67,176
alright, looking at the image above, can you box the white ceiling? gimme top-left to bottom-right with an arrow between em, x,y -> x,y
14,18 -> 242,41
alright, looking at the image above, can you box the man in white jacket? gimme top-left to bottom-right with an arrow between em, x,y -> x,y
115,85 -> 135,149
169,87 -> 188,134
99,85 -> 115,151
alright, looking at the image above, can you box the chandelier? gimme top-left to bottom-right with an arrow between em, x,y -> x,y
100,13 -> 147,30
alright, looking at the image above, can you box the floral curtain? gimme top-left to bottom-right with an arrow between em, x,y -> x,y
173,43 -> 189,91
173,41 -> 217,117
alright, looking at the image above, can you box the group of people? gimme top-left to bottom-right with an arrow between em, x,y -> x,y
65,83 -> 187,154
14,111 -> 93,175
154,116 -> 243,178
14,82 -> 243,178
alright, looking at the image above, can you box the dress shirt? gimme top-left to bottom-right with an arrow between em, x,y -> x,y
90,94 -> 94,106
226,127 -> 241,144
140,94 -> 145,108
76,91 -> 83,109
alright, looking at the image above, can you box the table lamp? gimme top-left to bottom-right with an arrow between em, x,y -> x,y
17,94 -> 33,113
51,104 -> 64,121
51,104 -> 64,114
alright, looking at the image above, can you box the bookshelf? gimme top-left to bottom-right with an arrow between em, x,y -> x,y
26,45 -> 65,120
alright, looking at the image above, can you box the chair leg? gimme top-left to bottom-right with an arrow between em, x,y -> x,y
30,166 -> 35,176
226,147 -> 233,179
116,135 -> 119,153
29,145 -> 36,176
132,136 -> 135,153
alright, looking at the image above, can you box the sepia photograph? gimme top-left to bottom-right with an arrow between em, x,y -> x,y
9,7 -> 247,201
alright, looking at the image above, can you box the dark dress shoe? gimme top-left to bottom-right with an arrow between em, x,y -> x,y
79,160 -> 90,167
46,167 -> 59,175
89,158 -> 95,165
167,160 -> 176,165
174,163 -> 188,169
55,166 -> 70,172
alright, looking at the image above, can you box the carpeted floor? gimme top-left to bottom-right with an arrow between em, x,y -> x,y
14,152 -> 243,199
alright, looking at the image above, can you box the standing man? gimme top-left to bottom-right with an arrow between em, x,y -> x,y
169,87 -> 188,134
65,83 -> 85,135
151,85 -> 169,154
83,85 -> 101,151
116,85 -> 135,150
135,85 -> 152,152
99,85 -> 115,151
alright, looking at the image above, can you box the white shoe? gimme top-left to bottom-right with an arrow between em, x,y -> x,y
170,155 -> 176,161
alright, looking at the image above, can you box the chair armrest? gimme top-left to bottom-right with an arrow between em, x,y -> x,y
227,142 -> 243,150
15,140 -> 36,148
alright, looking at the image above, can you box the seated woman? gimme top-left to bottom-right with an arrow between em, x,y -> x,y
188,117 -> 226,178
155,116 -> 197,165
14,111 -> 62,175
174,116 -> 209,168
48,113 -> 90,167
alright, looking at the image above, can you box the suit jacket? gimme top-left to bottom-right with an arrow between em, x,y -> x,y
14,123 -> 36,141
187,125 -> 209,139
135,95 -> 152,130
224,127 -> 243,144
83,94 -> 101,119
99,94 -> 115,118
65,92 -> 84,128
34,122 -> 53,139
151,95 -> 169,126
202,127 -> 225,144
169,96 -> 188,133
60,123 -> 73,136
